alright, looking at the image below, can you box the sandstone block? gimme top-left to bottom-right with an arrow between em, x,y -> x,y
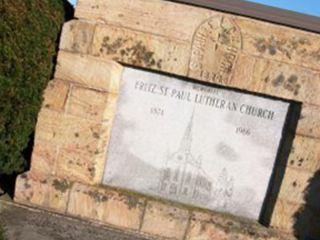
297,104 -> 320,139
140,201 -> 189,240
15,172 -> 71,213
54,122 -> 111,184
270,199 -> 301,233
67,86 -> 109,121
75,0 -> 215,42
91,24 -> 190,75
76,0 -> 320,73
271,198 -> 306,233
59,20 -> 96,54
186,212 -> 231,240
186,211 -> 283,240
55,51 -> 123,92
187,222 -> 229,239
271,199 -> 320,238
30,140 -> 58,175
67,183 -> 145,230
251,59 -> 320,104
90,122 -> 113,183
42,79 -> 70,112
234,17 -> 320,71
286,135 -> 320,172
230,54 -> 257,90
35,109 -> 112,183
277,167 -> 314,204
55,147 -> 96,183
102,93 -> 118,121
36,109 -> 102,152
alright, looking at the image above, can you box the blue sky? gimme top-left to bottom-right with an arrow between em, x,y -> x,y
68,0 -> 76,6
67,0 -> 320,17
245,0 -> 320,17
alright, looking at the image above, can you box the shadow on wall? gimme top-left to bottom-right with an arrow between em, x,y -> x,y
260,102 -> 302,227
293,170 -> 320,240
259,101 -> 320,239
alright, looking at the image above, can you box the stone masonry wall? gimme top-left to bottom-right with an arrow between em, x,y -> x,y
15,0 -> 320,239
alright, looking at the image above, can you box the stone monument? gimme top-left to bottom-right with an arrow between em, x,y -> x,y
14,0 -> 320,239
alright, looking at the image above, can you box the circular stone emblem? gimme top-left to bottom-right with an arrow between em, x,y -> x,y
188,17 -> 242,85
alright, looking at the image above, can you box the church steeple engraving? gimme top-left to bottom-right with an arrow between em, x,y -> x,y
158,110 -> 212,204
179,109 -> 194,154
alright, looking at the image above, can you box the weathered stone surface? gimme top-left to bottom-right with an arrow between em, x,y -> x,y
277,167 -> 314,204
102,93 -> 118,121
36,109 -> 102,151
75,0 -> 320,74
42,79 -> 70,112
67,86 -> 109,121
270,199 -> 300,233
15,173 -> 71,213
30,140 -> 58,175
187,219 -> 230,240
75,0 -> 215,42
286,135 -> 320,172
297,104 -> 320,139
186,211 -> 286,240
91,24 -> 190,75
188,16 -> 242,85
55,51 -> 123,92
55,147 -> 96,183
67,183 -> 145,230
251,59 -> 320,104
36,109 -> 112,183
140,201 -> 189,240
230,54 -> 257,89
92,122 -> 113,183
36,109 -> 112,184
13,0 -> 320,238
60,20 -> 96,54
234,17 -> 320,71
291,203 -> 320,240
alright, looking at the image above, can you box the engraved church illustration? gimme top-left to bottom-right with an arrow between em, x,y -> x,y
158,112 -> 212,204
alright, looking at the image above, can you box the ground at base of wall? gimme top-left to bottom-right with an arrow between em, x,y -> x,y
0,197 -> 152,240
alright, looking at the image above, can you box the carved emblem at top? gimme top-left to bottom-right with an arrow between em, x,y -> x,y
188,17 -> 242,85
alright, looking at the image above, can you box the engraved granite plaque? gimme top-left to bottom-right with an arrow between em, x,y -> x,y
103,67 -> 289,219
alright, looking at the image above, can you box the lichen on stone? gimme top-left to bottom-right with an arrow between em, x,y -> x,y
24,182 -> 31,189
200,215 -> 278,239
100,36 -> 128,55
87,166 -> 95,178
92,132 -> 100,139
254,35 -> 320,64
271,73 -> 300,96
119,194 -> 140,210
52,179 -> 71,193
99,36 -> 163,69
86,189 -> 110,203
